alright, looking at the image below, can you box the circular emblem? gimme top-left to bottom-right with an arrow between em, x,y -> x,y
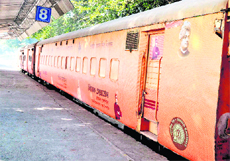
169,117 -> 189,150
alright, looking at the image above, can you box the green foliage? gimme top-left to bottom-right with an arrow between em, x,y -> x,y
31,0 -> 181,40
122,0 -> 181,16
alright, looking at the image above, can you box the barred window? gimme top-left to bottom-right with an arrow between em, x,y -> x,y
110,59 -> 119,81
99,58 -> 106,78
90,57 -> 97,76
70,57 -> 75,71
75,57 -> 81,72
82,57 -> 88,74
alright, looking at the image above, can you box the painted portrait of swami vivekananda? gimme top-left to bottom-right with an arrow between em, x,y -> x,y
179,21 -> 191,57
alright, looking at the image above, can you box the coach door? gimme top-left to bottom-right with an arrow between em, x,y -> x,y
21,52 -> 25,69
36,46 -> 42,77
143,31 -> 164,123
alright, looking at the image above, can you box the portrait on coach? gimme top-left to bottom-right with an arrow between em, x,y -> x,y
178,21 -> 191,57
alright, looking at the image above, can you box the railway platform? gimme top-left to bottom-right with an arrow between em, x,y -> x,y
0,68 -> 184,161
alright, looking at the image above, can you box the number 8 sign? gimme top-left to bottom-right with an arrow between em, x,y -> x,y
35,6 -> 51,23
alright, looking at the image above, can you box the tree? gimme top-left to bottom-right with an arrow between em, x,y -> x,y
122,0 -> 181,16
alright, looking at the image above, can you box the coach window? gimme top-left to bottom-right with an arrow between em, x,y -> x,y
75,57 -> 81,72
66,57 -> 70,70
49,56 -> 51,66
72,39 -> 75,44
46,55 -> 49,65
61,57 -> 66,69
52,56 -> 55,67
66,41 -> 68,45
99,58 -> 107,78
51,56 -> 54,67
47,56 -> 49,66
42,56 -> 44,64
90,57 -> 97,76
70,57 -> 75,71
50,56 -> 52,66
54,56 -> 58,67
49,56 -> 52,66
110,59 -> 120,81
58,56 -> 61,68
82,57 -> 88,74
54,56 -> 57,67
44,55 -> 46,65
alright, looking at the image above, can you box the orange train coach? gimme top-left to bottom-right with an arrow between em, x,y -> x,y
19,0 -> 230,160
19,47 -> 25,73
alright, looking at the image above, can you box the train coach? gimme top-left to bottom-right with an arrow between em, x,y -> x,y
19,0 -> 230,160
19,47 -> 25,73
19,43 -> 37,77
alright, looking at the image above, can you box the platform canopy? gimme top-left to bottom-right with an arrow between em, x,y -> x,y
0,0 -> 74,40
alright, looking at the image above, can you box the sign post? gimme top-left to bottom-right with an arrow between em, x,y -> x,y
35,6 -> 52,23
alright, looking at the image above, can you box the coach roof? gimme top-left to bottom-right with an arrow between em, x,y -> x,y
38,0 -> 228,45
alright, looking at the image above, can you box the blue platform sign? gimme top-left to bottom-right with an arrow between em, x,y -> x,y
35,6 -> 52,23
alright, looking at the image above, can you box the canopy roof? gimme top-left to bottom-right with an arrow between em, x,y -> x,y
0,0 -> 73,40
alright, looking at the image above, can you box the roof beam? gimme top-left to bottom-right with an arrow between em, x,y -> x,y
0,0 -> 74,39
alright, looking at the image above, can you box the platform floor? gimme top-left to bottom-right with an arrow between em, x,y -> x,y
0,69 -> 185,161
